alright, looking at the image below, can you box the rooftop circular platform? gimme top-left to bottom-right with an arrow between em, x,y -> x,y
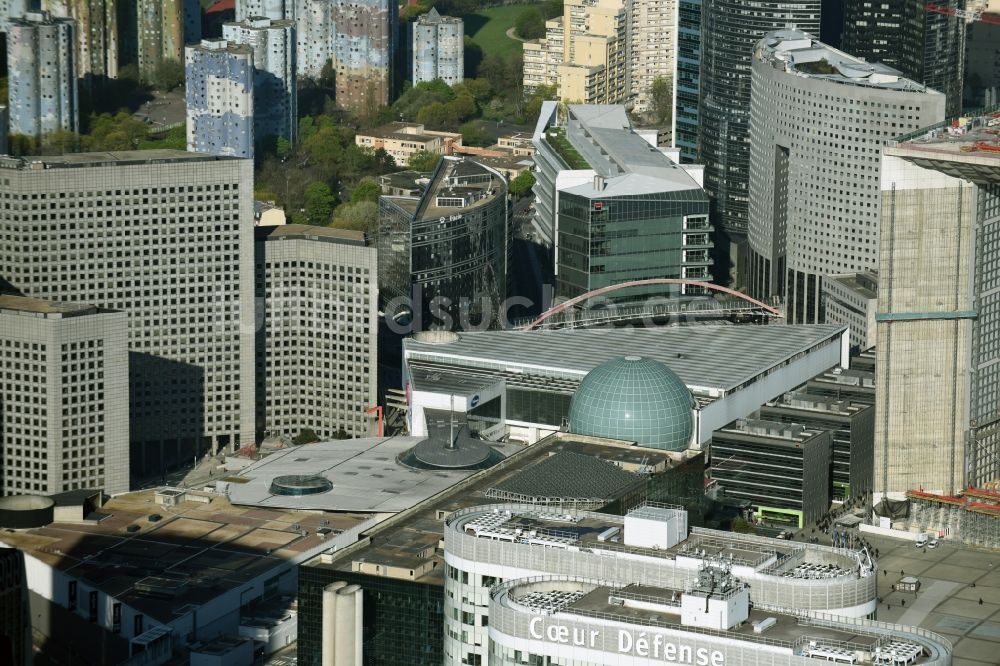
268,474 -> 334,496
569,355 -> 694,451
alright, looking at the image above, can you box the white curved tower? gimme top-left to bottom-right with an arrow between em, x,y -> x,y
412,8 -> 464,86
746,28 -> 945,323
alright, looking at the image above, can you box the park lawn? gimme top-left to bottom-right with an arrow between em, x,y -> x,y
465,3 -> 535,60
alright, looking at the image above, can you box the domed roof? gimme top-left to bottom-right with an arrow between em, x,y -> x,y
569,355 -> 694,451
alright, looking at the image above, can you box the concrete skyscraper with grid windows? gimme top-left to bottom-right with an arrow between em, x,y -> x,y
0,295 -> 128,495
0,151 -> 255,480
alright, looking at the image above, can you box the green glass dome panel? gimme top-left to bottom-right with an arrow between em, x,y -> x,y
569,355 -> 694,451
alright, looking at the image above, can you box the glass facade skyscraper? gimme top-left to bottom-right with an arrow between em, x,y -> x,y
698,0 -> 820,235
676,0 -> 701,163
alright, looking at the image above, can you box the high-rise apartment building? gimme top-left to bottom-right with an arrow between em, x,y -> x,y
185,38 -> 255,158
330,0 -> 397,113
137,0 -> 201,81
698,0 -> 820,236
412,7 -> 463,86
523,0 -> 628,104
6,11 -> 78,139
532,103 -> 711,302
41,0 -> 118,80
0,295 -> 128,495
223,17 -> 297,146
746,29 -> 945,323
0,151 -> 255,479
254,225 -> 377,442
235,0 -> 336,79
628,0 -> 676,114
876,119 -> 1000,496
377,157 -> 508,327
841,0 -> 965,117
0,0 -> 28,32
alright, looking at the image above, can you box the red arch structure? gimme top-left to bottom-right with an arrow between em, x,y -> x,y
524,278 -> 783,330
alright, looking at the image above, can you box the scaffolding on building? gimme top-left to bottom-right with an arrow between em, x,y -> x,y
903,487 -> 1000,548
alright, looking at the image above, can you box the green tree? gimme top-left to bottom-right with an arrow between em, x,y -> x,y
408,149 -> 440,172
649,75 -> 674,125
508,170 -> 536,196
151,59 -> 185,91
542,0 -> 564,19
333,427 -> 350,440
515,8 -> 546,39
292,428 -> 319,446
459,121 -> 491,147
304,181 -> 336,225
276,136 -> 293,160
351,177 -> 381,203
731,517 -> 755,534
330,200 -> 378,232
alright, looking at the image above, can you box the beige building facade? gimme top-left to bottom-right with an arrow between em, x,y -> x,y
355,122 -> 462,166
523,0 -> 628,104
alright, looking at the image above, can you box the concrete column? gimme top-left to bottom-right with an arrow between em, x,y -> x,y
321,581 -> 347,666
336,584 -> 363,666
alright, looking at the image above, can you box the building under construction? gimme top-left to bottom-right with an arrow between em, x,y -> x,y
876,108 -> 1000,497
900,487 -> 1000,549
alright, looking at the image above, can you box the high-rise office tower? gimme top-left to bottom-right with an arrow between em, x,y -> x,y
841,0 -> 965,117
0,151 -> 255,479
254,225 -> 378,441
675,0 -> 701,162
6,11 -> 78,140
628,0 -> 677,115
412,7 -> 463,86
876,116 -> 1000,496
223,17 -> 297,146
331,0 -> 397,113
746,29 -> 945,323
698,0 -> 820,236
235,0 -> 336,79
377,157 -> 509,327
523,0 -> 629,104
137,0 -> 201,81
185,38 -> 255,158
0,295 -> 128,495
42,0 -> 119,80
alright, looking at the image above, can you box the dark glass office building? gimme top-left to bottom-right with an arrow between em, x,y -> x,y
376,158 -> 509,328
676,0 -> 701,163
842,0 -> 965,117
698,0 -> 820,235
298,566 -> 444,666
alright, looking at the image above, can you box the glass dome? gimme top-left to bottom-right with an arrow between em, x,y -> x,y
568,356 -> 694,451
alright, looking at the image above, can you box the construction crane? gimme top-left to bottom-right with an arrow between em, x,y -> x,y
926,2 -> 1000,25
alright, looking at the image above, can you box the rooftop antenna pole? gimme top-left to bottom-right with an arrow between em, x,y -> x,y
448,394 -> 457,449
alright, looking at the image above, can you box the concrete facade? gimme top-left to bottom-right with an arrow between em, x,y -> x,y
137,0 -> 201,81
41,0 -> 118,80
185,38 -> 255,158
823,272 -> 878,352
254,225 -> 378,442
330,0 -> 397,113
628,0 -> 677,115
0,0 -> 27,32
0,296 -> 128,496
0,151 -> 256,479
698,0 -> 820,235
875,133 -> 1000,496
7,11 -> 78,139
412,7 -> 463,86
236,0 -> 336,79
522,0 -> 628,104
746,29 -> 945,323
223,17 -> 297,146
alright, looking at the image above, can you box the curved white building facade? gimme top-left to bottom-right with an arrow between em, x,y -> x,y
489,575 -> 952,666
442,503 -> 878,665
746,29 -> 945,323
